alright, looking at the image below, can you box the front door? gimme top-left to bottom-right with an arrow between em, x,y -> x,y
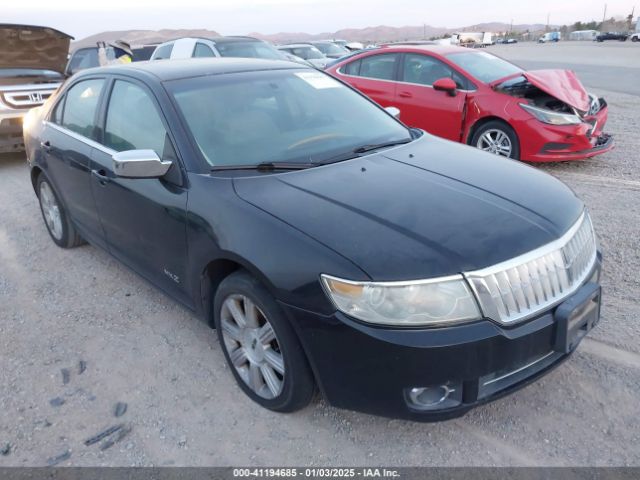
394,53 -> 467,141
89,78 -> 191,305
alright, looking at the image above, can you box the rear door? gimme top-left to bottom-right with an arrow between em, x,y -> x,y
89,78 -> 191,304
394,53 -> 468,141
337,52 -> 399,108
40,77 -> 107,245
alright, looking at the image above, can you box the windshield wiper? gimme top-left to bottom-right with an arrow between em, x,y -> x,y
211,161 -> 312,172
352,138 -> 413,154
313,138 -> 414,166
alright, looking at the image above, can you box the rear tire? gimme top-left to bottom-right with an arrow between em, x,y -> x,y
36,174 -> 84,248
213,271 -> 315,413
470,120 -> 520,160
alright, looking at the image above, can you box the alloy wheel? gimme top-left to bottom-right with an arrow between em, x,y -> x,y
476,129 -> 513,157
39,181 -> 63,240
220,294 -> 285,399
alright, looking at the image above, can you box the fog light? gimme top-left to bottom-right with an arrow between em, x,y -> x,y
405,382 -> 463,411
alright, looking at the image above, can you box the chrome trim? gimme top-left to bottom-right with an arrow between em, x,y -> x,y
0,83 -> 61,92
483,351 -> 555,386
321,272 -> 467,288
336,67 -> 476,92
465,211 -> 597,325
44,121 -> 116,155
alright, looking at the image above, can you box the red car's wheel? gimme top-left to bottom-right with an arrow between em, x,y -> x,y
471,121 -> 520,160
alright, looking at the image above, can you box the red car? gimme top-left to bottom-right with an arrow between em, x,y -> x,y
326,45 -> 613,161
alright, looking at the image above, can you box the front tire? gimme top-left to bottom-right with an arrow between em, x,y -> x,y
213,271 -> 315,412
36,174 -> 84,248
470,120 -> 520,160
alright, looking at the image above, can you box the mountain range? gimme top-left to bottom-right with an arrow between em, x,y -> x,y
72,22 -> 554,49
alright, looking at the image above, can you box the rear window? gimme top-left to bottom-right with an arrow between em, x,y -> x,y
215,41 -> 281,60
153,43 -> 174,60
66,48 -> 102,75
61,79 -> 105,140
446,51 -> 522,83
353,53 -> 399,81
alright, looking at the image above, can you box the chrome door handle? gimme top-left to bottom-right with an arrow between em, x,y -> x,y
91,168 -> 110,185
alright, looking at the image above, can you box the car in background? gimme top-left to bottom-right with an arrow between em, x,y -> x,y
150,36 -> 310,66
505,38 -> 518,44
595,32 -> 628,42
276,44 -> 331,69
538,32 -> 561,43
631,32 -> 640,42
65,43 -> 158,76
24,58 -> 602,421
0,24 -> 72,153
308,41 -> 350,59
326,44 -> 613,162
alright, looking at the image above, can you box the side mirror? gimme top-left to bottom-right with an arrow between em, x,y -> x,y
433,77 -> 458,96
385,106 -> 401,119
112,149 -> 172,179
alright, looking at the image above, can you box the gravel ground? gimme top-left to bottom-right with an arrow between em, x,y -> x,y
1,45 -> 639,467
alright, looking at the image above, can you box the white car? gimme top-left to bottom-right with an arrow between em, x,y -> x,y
150,36 -> 310,66
277,44 -> 331,69
631,32 -> 640,42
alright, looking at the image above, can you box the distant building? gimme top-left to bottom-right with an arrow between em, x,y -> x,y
569,30 -> 598,41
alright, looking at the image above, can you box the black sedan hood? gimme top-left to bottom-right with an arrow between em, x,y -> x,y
234,135 -> 583,281
0,24 -> 73,73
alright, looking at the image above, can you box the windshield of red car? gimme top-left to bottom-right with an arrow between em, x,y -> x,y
446,51 -> 523,83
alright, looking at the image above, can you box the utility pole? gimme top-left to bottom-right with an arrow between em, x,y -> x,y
602,4 -> 607,25
423,23 -> 426,40
546,13 -> 550,32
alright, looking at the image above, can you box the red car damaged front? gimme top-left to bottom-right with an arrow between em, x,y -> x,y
488,69 -> 613,161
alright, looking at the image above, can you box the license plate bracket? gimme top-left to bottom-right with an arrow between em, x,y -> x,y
554,283 -> 601,354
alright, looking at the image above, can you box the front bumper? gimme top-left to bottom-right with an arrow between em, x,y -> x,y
284,256 -> 601,421
0,111 -> 27,153
520,100 -> 614,162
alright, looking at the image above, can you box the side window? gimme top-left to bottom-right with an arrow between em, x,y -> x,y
342,59 -> 361,76
357,54 -> 399,81
402,54 -> 469,89
61,79 -> 105,140
50,94 -> 65,125
193,42 -> 215,58
153,43 -> 173,60
104,80 -> 168,157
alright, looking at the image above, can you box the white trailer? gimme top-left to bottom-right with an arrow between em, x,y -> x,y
569,30 -> 598,41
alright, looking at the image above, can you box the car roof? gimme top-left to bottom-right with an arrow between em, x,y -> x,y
158,36 -> 264,45
278,44 -> 317,48
74,57 -> 304,82
377,44 -> 471,55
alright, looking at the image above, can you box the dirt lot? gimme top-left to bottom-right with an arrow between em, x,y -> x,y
1,43 -> 639,467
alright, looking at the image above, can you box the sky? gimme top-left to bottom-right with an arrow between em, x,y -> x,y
5,0 -> 637,40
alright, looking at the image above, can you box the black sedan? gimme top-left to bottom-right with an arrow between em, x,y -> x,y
595,31 -> 628,42
23,59 -> 602,421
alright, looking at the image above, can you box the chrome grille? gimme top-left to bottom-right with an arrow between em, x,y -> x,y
0,84 -> 59,109
466,212 -> 597,325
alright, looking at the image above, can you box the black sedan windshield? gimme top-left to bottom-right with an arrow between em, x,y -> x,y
167,69 -> 410,168
446,51 -> 523,83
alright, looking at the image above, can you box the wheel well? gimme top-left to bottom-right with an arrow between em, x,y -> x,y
30,166 -> 43,193
466,116 -> 511,145
201,259 -> 244,328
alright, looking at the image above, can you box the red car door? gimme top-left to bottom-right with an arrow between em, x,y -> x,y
338,52 -> 399,108
394,53 -> 467,142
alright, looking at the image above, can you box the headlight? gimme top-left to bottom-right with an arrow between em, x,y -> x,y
320,274 -> 481,326
520,103 -> 582,125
